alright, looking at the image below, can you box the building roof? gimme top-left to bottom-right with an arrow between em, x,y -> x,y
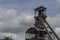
26,27 -> 37,34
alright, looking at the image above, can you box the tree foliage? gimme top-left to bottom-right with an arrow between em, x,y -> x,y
3,37 -> 13,40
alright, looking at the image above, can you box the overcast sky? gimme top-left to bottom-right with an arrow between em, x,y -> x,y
0,0 -> 60,40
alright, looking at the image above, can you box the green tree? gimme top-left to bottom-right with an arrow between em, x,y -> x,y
3,37 -> 13,40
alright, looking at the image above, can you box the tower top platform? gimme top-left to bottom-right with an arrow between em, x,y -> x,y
34,6 -> 46,11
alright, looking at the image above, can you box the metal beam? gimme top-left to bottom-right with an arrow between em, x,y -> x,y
45,20 -> 60,40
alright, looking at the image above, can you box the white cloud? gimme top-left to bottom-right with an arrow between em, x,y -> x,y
0,8 -> 34,33
57,0 -> 60,3
0,8 -> 17,22
47,14 -> 60,26
56,0 -> 60,5
0,32 -> 23,40
55,28 -> 60,38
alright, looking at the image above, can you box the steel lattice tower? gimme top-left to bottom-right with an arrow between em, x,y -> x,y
25,6 -> 60,40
